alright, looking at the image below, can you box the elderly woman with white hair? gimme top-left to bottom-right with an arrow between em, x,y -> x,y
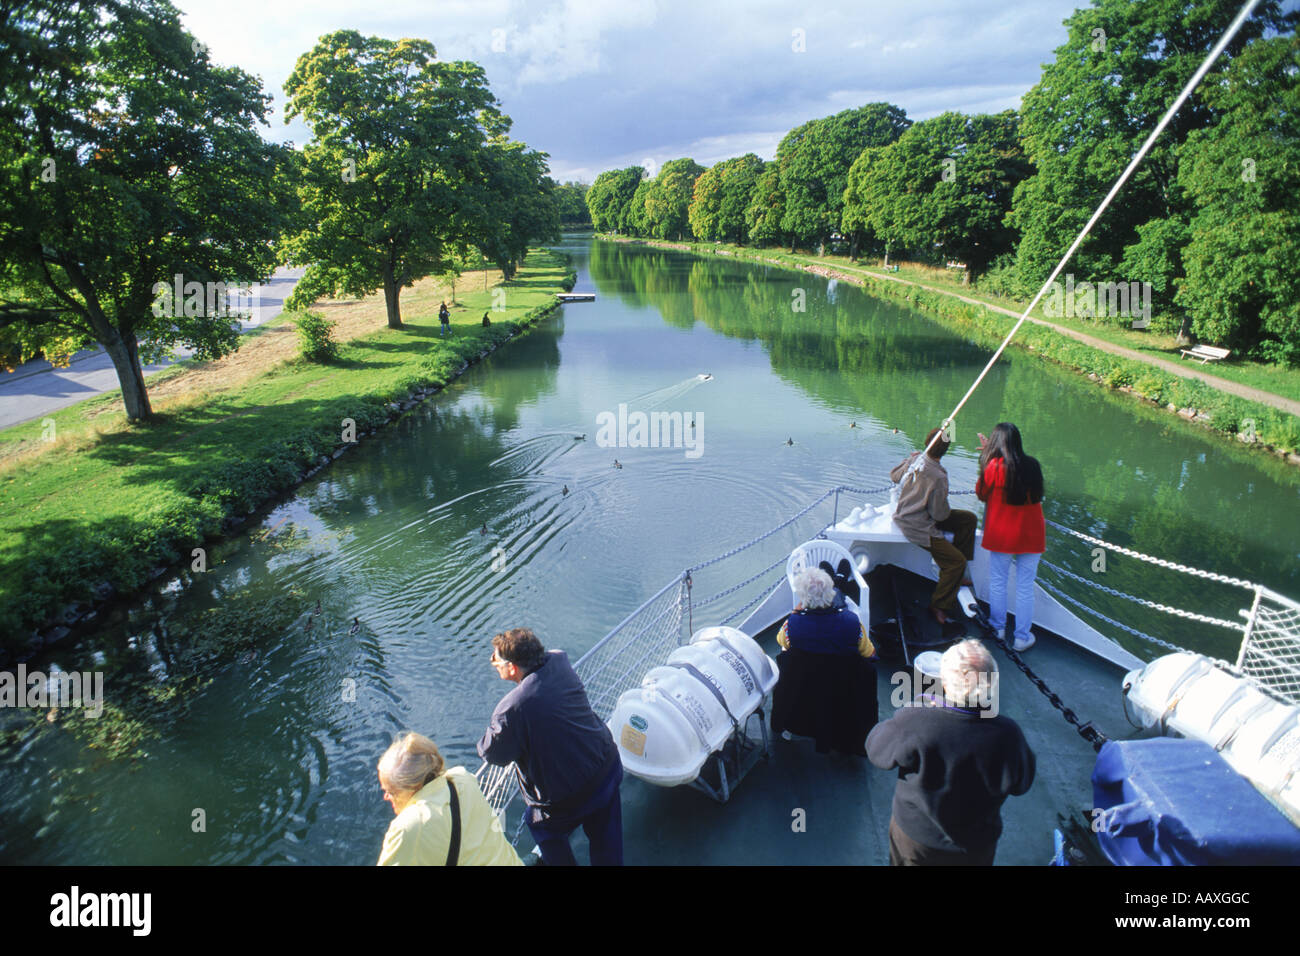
377,732 -> 522,866
770,568 -> 878,756
867,639 -> 1036,866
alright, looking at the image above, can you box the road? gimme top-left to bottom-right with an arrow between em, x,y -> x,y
0,267 -> 304,429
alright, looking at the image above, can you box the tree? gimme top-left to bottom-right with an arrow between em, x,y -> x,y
745,164 -> 786,248
644,158 -> 704,240
585,166 -> 643,233
688,163 -> 727,241
551,180 -> 591,227
1008,0 -> 1294,313
690,154 -> 764,243
852,111 -> 1029,277
1176,30 -> 1300,361
0,0 -> 293,421
282,31 -> 506,329
475,141 -> 560,279
623,178 -> 654,236
776,103 -> 910,252
840,145 -> 883,260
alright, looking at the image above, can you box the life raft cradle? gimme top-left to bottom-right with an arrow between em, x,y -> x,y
662,655 -> 770,803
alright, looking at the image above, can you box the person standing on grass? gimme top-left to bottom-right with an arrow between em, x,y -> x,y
439,301 -> 450,336
976,423 -> 1045,652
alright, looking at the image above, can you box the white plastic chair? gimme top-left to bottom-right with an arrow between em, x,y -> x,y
786,539 -> 870,630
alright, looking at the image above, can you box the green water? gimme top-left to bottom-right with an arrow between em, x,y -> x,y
1,236 -> 1296,864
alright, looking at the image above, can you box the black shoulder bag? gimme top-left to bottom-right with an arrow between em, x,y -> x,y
445,777 -> 461,867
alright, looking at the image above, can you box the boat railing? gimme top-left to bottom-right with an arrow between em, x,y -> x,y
1237,585 -> 1300,707
477,483 -> 1300,842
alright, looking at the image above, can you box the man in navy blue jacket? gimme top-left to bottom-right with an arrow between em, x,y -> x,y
478,628 -> 623,865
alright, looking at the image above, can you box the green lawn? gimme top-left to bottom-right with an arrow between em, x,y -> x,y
0,249 -> 569,647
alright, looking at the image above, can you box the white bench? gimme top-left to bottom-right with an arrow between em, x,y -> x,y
1179,344 -> 1230,364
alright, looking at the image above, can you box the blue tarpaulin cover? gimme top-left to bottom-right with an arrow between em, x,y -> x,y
1091,737 -> 1300,866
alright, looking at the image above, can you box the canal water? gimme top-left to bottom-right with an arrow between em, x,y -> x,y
2,236 -> 1297,864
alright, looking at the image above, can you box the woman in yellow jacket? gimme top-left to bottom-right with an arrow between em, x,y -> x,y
377,732 -> 522,866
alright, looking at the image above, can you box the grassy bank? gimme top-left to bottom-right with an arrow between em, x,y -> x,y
0,249 -> 570,652
599,235 -> 1300,460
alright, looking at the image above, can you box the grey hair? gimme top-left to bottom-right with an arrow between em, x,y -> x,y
378,732 -> 445,803
940,639 -> 998,708
794,568 -> 836,610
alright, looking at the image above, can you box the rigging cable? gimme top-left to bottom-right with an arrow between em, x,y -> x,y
919,0 -> 1265,460
928,0 -> 1265,745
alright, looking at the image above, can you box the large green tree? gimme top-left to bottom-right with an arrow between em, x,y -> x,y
0,0 -> 293,421
840,145 -> 885,260
1176,30 -> 1300,362
551,180 -> 591,227
689,153 -> 764,243
283,32 -> 506,328
585,166 -> 643,233
849,111 -> 1029,276
474,142 -> 560,279
644,158 -> 704,240
776,102 -> 910,252
623,177 -> 654,236
745,164 -> 786,248
1008,0 -> 1294,327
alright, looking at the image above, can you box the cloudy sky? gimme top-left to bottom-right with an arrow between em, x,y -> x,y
176,0 -> 1087,183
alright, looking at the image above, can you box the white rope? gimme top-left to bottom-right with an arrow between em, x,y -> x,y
1046,519 -> 1257,590
921,0 -> 1264,458
1038,578 -> 1189,654
1042,558 -> 1246,632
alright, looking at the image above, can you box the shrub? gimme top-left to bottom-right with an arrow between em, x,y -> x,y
293,311 -> 338,362
976,256 -> 1022,300
560,270 -> 578,292
1254,339 -> 1300,368
1133,373 -> 1167,402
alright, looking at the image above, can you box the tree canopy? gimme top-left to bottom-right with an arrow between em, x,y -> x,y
474,142 -> 560,279
0,0 -> 294,420
643,158 -> 705,240
689,154 -> 764,243
1175,29 -> 1300,361
551,180 -> 591,227
282,31 -> 509,328
1008,0 -> 1295,337
776,103 -> 911,251
844,111 -> 1029,275
585,167 -> 644,233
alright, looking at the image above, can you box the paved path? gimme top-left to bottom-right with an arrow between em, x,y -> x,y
791,256 -> 1300,418
0,268 -> 304,429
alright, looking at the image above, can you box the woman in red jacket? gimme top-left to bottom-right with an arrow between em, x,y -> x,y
976,423 -> 1045,652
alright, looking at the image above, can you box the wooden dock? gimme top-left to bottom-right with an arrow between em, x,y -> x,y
556,292 -> 595,302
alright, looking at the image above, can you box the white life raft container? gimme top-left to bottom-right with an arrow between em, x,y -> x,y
1123,652 -> 1300,826
607,626 -> 779,788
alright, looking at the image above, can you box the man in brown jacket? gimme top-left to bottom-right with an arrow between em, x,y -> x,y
890,427 -> 977,623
